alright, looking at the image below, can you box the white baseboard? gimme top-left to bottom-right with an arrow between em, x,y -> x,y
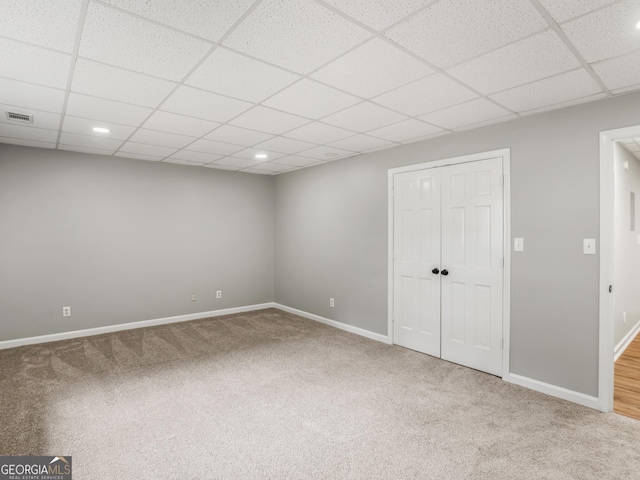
0,303 -> 276,350
274,303 -> 392,345
504,373 -> 600,410
614,319 -> 640,362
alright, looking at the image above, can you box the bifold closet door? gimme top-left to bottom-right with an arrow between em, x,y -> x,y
393,169 -> 442,358
440,157 -> 503,376
392,157 -> 504,376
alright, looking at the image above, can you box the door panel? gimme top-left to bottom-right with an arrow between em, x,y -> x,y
393,170 -> 441,357
440,157 -> 503,376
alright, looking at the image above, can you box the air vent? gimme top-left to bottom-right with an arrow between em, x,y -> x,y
6,112 -> 33,123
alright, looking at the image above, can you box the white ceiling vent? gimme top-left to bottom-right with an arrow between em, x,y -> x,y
5,111 -> 33,124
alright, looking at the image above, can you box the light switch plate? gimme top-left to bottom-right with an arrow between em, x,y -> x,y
583,238 -> 596,255
514,237 -> 524,252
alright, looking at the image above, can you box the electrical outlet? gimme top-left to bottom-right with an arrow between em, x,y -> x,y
191,294 -> 197,302
330,298 -> 335,308
216,290 -> 222,299
62,306 -> 71,317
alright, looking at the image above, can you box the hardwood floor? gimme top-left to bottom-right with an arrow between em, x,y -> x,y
614,332 -> 640,420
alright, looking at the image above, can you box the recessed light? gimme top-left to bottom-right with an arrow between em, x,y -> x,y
92,127 -> 110,133
255,153 -> 268,159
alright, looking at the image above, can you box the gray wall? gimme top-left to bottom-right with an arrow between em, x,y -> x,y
0,145 -> 274,341
275,92 -> 640,397
613,143 -> 640,347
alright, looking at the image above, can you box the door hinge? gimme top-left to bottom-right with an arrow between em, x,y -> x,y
500,175 -> 505,188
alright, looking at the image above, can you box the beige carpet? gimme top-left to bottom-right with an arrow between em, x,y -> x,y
1,308 -> 640,479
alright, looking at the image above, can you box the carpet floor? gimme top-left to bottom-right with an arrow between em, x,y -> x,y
1,308 -> 640,479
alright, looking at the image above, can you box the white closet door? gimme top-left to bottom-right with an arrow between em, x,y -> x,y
393,169 -> 442,357
440,157 -> 504,376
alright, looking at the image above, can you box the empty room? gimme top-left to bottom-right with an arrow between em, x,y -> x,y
2,0 -> 640,478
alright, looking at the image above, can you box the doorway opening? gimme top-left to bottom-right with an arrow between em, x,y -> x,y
600,125 -> 640,413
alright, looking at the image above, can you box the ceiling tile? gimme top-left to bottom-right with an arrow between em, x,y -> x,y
284,122 -> 354,144
205,125 -> 273,146
58,144 -> 115,156
115,152 -> 163,162
311,37 -> 433,98
62,116 -> 135,140
0,136 -> 55,149
274,155 -> 325,167
0,78 -> 65,114
538,0 -> 618,23
246,162 -> 295,172
186,139 -> 244,156
168,151 -> 222,164
241,168 -> 273,175
79,2 -> 212,81
0,105 -> 60,131
322,0 -> 431,31
490,69 -> 603,113
128,129 -> 195,149
385,0 -> 547,68
162,158 -> 205,167
322,102 -> 406,132
71,59 -> 176,107
367,119 -> 442,142
592,50 -> 640,91
612,83 -> 640,95
59,131 -> 123,151
66,93 -> 153,126
418,98 -> 511,130
0,123 -> 58,143
119,141 -> 176,157
229,106 -> 310,135
203,163 -> 241,171
373,73 -> 478,116
232,148 -> 287,161
253,136 -> 316,155
519,92 -> 607,116
0,0 -> 82,52
561,0 -> 640,63
263,79 -> 360,119
142,111 -> 219,137
161,85 -> 252,123
447,30 -> 580,94
102,0 -> 256,43
453,113 -> 518,132
223,0 -> 371,74
0,37 -> 71,89
185,48 -> 300,102
296,145 -> 353,160
214,157 -> 260,168
327,134 -> 395,152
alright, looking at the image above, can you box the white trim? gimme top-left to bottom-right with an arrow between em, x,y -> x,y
274,304 -> 392,345
615,319 -> 640,362
387,148 -> 511,378
599,124 -> 640,412
0,303 -> 276,350
504,373 -> 600,410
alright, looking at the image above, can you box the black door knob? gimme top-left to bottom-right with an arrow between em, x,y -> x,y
441,269 -> 449,276
432,268 -> 439,274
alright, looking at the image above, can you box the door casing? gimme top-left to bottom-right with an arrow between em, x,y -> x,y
388,148 -> 511,378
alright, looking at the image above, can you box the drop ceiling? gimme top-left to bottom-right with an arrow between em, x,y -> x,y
1,0 -> 640,175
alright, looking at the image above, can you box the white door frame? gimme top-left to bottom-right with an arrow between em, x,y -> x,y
598,124 -> 640,412
388,148 -> 511,378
